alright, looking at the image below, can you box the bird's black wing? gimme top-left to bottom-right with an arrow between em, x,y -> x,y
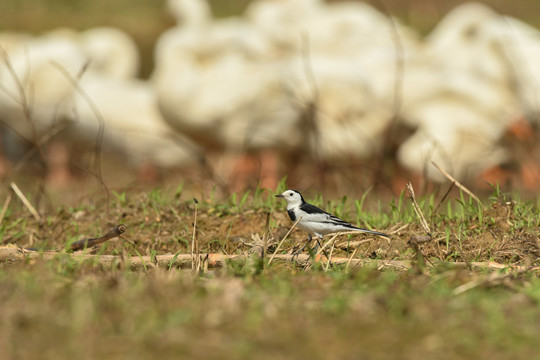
300,202 -> 389,237
326,213 -> 354,227
300,202 -> 352,226
299,202 -> 329,215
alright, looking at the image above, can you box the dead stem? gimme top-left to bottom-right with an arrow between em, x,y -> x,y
51,61 -> 110,211
433,181 -> 456,215
12,121 -> 71,173
335,238 -> 376,251
345,246 -> 360,271
0,47 -> 51,210
0,193 -> 12,227
10,182 -> 41,222
191,198 -> 200,274
452,267 -> 530,295
0,47 -> 48,168
324,242 -> 335,272
70,224 -> 127,251
316,233 -> 340,256
261,212 -> 271,262
431,161 -> 483,207
406,182 -> 431,236
268,216 -> 302,265
3,248 -> 531,274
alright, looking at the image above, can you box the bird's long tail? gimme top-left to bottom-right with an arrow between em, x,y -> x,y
349,226 -> 389,238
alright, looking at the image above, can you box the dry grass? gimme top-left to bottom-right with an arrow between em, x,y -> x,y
0,177 -> 538,359
0,180 -> 538,265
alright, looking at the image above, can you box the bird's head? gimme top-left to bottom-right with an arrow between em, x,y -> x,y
275,189 -> 304,206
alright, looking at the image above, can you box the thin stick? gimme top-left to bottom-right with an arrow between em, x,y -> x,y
316,233 -> 340,256
10,182 -> 41,222
0,48 -> 48,167
191,198 -> 199,273
1,248 -> 536,273
335,238 -> 376,251
318,229 -> 388,254
0,193 -> 12,227
345,246 -> 360,271
70,224 -> 127,251
433,181 -> 456,215
13,121 -> 70,173
51,61 -> 110,211
268,216 -> 302,265
389,223 -> 409,235
431,161 -> 483,207
406,182 -> 431,235
452,269 -> 525,295
324,242 -> 335,272
261,212 -> 270,261
343,238 -> 383,271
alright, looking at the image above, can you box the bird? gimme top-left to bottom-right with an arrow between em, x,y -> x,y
276,189 -> 389,254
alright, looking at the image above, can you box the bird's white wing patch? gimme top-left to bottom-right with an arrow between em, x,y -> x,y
303,212 -> 349,226
304,212 -> 333,223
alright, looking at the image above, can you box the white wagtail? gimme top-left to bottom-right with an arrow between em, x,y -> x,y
276,189 -> 389,254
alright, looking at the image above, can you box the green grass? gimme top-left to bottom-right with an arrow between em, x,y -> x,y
1,261 -> 539,360
0,181 -> 539,359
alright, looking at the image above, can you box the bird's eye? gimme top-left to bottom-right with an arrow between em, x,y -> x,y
289,193 -> 293,197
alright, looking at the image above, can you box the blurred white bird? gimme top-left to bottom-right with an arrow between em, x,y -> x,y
395,3 -> 523,181
67,74 -> 201,169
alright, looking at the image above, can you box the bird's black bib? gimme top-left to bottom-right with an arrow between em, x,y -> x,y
287,209 -> 296,221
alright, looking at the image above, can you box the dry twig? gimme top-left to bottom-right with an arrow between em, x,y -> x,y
70,224 -> 127,251
50,61 -> 116,214
0,47 -> 47,167
191,198 -> 200,273
335,238 -> 376,251
0,193 -> 12,227
433,181 -> 456,215
10,182 -> 41,222
324,242 -> 335,272
316,230 -> 383,255
453,268 -> 528,295
431,161 -> 483,207
316,232 -> 340,256
345,246 -> 361,271
261,212 -> 271,261
2,248 -> 532,274
405,182 -> 431,236
268,216 -> 302,265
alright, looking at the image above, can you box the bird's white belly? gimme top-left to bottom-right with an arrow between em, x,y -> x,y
297,218 -> 348,237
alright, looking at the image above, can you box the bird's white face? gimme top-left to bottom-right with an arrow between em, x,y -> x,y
276,190 -> 303,207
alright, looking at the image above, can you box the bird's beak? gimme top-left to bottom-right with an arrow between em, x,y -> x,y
275,194 -> 284,198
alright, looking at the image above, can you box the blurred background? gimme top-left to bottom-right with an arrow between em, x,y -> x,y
0,0 -> 539,200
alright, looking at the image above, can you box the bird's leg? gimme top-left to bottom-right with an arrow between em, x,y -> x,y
292,234 -> 313,260
313,237 -> 323,253
314,235 -> 333,268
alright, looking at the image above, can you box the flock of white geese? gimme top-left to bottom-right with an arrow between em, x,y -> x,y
0,0 -> 539,184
